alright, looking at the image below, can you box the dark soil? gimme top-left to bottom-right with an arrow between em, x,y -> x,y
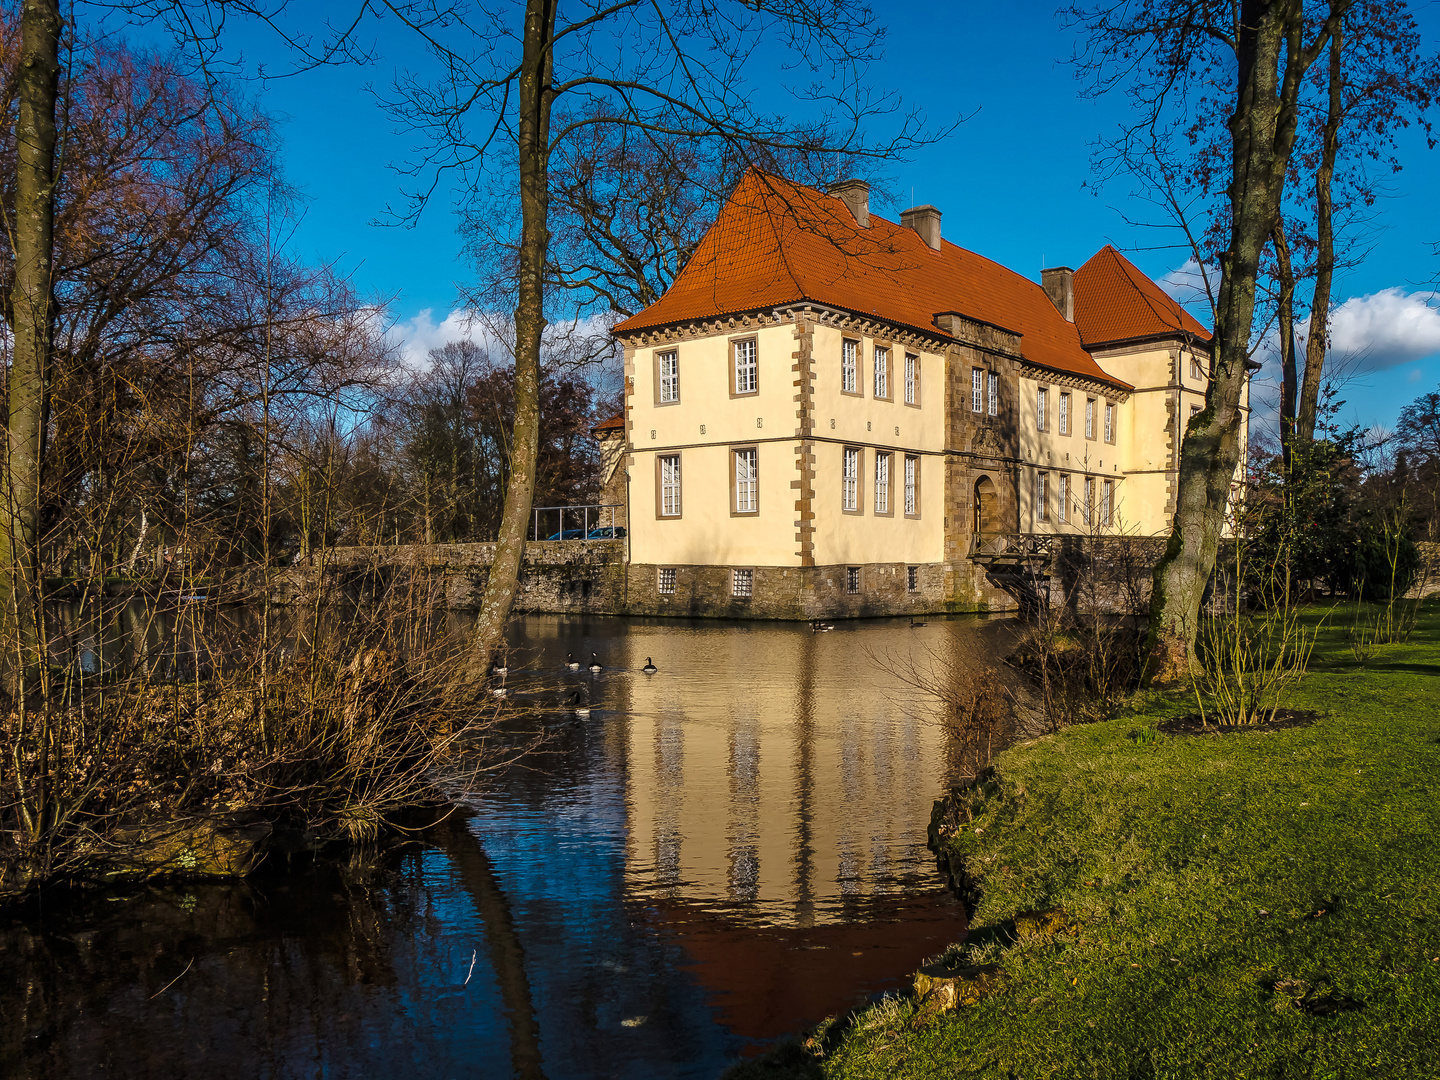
1158,709 -> 1321,736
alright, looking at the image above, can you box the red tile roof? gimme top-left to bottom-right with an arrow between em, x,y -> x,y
593,411 -> 625,435
612,170 -> 1155,390
1073,245 -> 1211,349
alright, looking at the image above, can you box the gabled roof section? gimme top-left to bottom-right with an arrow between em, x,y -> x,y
592,411 -> 625,435
612,169 -> 1127,389
1073,245 -> 1212,349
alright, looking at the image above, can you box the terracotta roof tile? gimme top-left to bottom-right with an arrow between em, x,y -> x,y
612,170 -> 1130,389
593,411 -> 625,434
1072,245 -> 1211,349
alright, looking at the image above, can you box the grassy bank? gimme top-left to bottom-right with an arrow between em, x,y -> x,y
735,602 -> 1440,1079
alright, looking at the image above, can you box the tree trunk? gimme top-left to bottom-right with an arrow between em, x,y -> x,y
1,0 -> 61,696
1274,219 -> 1298,465
1145,0 -> 1321,682
468,0 -> 556,676
1296,20 -> 1343,444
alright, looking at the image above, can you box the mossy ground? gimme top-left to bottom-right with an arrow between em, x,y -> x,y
730,601 -> 1440,1080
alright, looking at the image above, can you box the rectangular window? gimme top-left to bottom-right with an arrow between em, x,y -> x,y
1190,404 -> 1202,425
733,337 -> 757,395
732,568 -> 753,598
1085,398 -> 1095,439
842,447 -> 860,512
1105,402 -> 1116,444
904,353 -> 918,405
1036,386 -> 1048,432
971,368 -> 983,413
842,339 -> 859,394
874,345 -> 889,399
657,350 -> 679,404
657,567 -> 676,594
874,451 -> 891,514
1057,474 -> 1068,523
1036,471 -> 1048,522
907,565 -> 919,592
904,454 -> 919,517
1083,476 -> 1094,524
846,566 -> 861,593
1189,355 -> 1204,381
659,454 -> 682,518
988,372 -> 999,416
1059,391 -> 1071,435
1101,479 -> 1114,526
733,447 -> 758,514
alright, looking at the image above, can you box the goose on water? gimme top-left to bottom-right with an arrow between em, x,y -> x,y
588,652 -> 603,672
566,652 -> 581,670
642,657 -> 657,674
810,620 -> 835,633
491,686 -> 509,698
489,661 -> 509,677
568,690 -> 591,717
910,616 -> 926,628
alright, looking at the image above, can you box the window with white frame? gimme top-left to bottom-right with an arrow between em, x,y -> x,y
971,368 -> 983,413
733,338 -> 757,395
1057,474 -> 1068,523
1190,404 -> 1202,425
874,345 -> 889,398
659,454 -> 682,517
1083,476 -> 1094,524
842,447 -> 860,511
1036,471 -> 1048,522
657,567 -> 676,594
842,339 -> 858,394
1085,397 -> 1095,439
1189,355 -> 1204,381
904,354 -> 918,404
733,448 -> 758,513
846,566 -> 861,593
1059,391 -> 1071,435
1101,479 -> 1114,525
988,372 -> 999,416
904,454 -> 919,516
658,350 -> 679,403
1037,386 -> 1048,432
1105,402 -> 1116,443
874,451 -> 891,514
732,568 -> 753,597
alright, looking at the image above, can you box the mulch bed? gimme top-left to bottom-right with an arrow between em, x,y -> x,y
1157,709 -> 1321,736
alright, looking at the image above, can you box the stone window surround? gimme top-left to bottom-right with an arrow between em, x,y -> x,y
903,352 -> 921,408
730,444 -> 760,517
874,450 -> 893,516
842,445 -> 863,515
1085,397 -> 1097,441
1036,384 -> 1049,432
872,342 -> 893,401
729,334 -> 759,398
1057,473 -> 1069,523
1035,469 -> 1048,523
841,336 -> 861,397
904,453 -> 922,519
1058,390 -> 1071,435
656,452 -> 682,519
654,348 -> 680,406
1104,401 -> 1117,445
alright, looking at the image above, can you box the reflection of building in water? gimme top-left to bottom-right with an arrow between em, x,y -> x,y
624,627 -> 969,927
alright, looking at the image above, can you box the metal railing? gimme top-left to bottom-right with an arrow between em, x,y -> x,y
530,504 -> 625,542
969,532 -> 1056,560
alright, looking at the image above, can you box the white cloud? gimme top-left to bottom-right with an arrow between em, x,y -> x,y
383,307 -> 624,383
385,308 -> 498,370
1329,288 -> 1440,369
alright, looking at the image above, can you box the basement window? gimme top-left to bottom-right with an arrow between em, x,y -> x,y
907,566 -> 919,592
847,566 -> 861,594
732,568 -> 753,598
658,567 -> 676,594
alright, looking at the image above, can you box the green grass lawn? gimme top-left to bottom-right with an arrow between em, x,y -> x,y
733,601 -> 1440,1080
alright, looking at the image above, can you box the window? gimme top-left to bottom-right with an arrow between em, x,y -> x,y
1100,479 -> 1114,526
842,447 -> 860,512
907,566 -> 919,592
1057,474 -> 1068,523
842,339 -> 859,394
904,353 -> 919,405
971,368 -> 983,413
1189,355 -> 1204,381
1035,471 -> 1048,522
874,345 -> 889,399
659,454 -> 682,517
1085,397 -> 1095,439
1104,402 -> 1116,444
1083,476 -> 1094,524
732,568 -> 753,598
1190,403 -> 1202,425
733,337 -> 757,395
1036,386 -> 1048,432
904,454 -> 919,517
988,372 -> 999,416
874,451 -> 891,514
657,350 -> 679,404
657,567 -> 676,594
846,566 -> 861,593
1059,391 -> 1071,435
733,447 -> 758,514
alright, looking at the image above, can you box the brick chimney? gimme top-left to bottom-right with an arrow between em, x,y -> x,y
900,205 -> 942,251
1041,266 -> 1075,321
829,179 -> 870,228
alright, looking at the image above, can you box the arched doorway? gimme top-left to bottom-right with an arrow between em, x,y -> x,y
973,476 -> 998,537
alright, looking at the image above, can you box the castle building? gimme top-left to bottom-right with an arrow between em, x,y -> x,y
598,170 -> 1238,618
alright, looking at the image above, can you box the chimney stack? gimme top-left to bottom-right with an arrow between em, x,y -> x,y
830,179 -> 870,228
1041,266 -> 1074,321
900,205 -> 942,251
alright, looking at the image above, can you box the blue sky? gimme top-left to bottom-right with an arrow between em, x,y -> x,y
211,0 -> 1440,435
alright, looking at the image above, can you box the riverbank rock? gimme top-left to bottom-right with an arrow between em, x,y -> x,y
1013,906 -> 1079,943
912,961 -> 1005,1022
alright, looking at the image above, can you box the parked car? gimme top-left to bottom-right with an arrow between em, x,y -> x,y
545,527 -> 588,540
586,526 -> 627,540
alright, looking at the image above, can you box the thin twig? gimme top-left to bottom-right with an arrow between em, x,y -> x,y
463,948 -> 477,987
149,957 -> 195,1000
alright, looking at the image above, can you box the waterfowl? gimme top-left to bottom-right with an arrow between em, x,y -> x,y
491,686 -> 509,698
566,652 -> 580,670
568,690 -> 591,717
810,620 -> 835,633
489,661 -> 509,677
588,652 -> 603,672
910,617 -> 926,628
642,657 -> 657,674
